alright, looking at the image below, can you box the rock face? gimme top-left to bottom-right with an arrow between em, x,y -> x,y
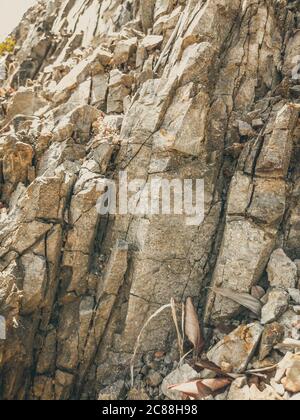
0,0 -> 299,401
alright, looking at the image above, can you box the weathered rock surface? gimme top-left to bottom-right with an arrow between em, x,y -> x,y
261,289 -> 289,325
227,378 -> 251,401
207,323 -> 264,374
259,323 -> 285,361
267,249 -> 298,289
281,354 -> 300,394
0,0 -> 299,401
275,352 -> 300,394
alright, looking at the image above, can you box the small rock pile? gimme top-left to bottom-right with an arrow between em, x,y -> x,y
159,248 -> 300,401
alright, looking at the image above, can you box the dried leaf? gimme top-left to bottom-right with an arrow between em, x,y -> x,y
246,364 -> 278,374
211,287 -> 262,316
181,302 -> 185,347
194,359 -> 226,375
168,378 -> 231,400
185,297 -> 204,355
130,303 -> 171,386
275,338 -> 300,352
195,360 -> 241,380
168,380 -> 211,399
201,378 -> 231,392
171,298 -> 184,358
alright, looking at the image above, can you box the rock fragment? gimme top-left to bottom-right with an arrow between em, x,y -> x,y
267,249 -> 297,289
288,288 -> 300,305
98,381 -> 126,400
227,378 -> 250,401
207,323 -> 264,374
238,120 -> 255,137
142,35 -> 163,51
113,38 -> 137,65
280,354 -> 300,394
259,323 -> 285,361
261,289 -> 289,325
146,371 -> 163,387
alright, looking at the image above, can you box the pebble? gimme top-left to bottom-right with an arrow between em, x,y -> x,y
252,118 -> 264,129
146,371 -> 163,387
164,354 -> 172,365
141,366 -> 148,376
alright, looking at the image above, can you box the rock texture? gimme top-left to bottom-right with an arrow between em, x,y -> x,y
0,0 -> 299,400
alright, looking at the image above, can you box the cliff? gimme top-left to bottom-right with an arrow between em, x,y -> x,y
0,0 -> 299,400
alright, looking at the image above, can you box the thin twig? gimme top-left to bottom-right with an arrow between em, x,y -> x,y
171,298 -> 184,358
130,303 -> 172,387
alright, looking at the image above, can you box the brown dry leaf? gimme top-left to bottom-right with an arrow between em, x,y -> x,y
185,297 -> 204,355
211,287 -> 262,317
201,378 -> 231,392
168,380 -> 211,399
194,359 -> 234,377
194,360 -> 242,380
168,378 -> 231,400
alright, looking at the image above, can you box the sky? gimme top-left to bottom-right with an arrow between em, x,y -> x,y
0,0 -> 37,41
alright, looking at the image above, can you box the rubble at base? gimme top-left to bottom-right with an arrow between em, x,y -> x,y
0,0 -> 299,401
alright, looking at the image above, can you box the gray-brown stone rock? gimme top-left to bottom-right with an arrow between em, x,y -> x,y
0,0 -> 300,402
259,323 -> 285,361
261,289 -> 289,325
267,249 -> 298,290
207,323 -> 264,374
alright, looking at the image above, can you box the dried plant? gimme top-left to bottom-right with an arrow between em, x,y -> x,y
185,297 -> 204,357
130,303 -> 172,387
168,378 -> 231,400
171,298 -> 184,358
211,287 -> 262,317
